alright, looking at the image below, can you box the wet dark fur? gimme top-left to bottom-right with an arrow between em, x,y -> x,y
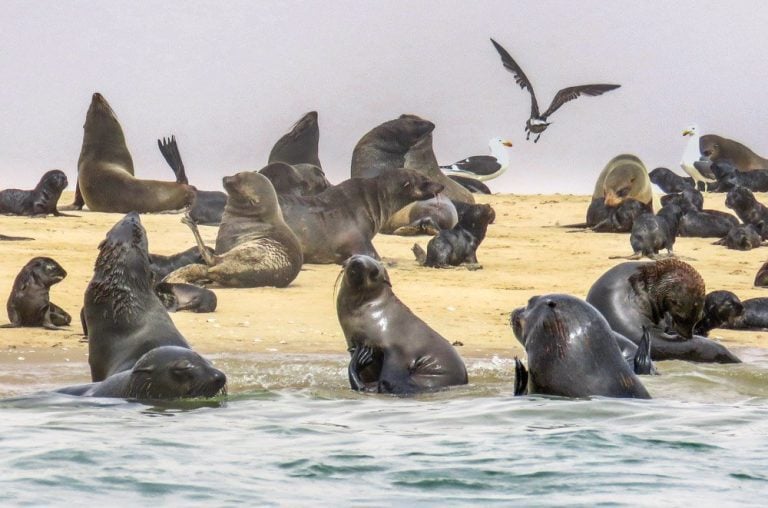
649,167 -> 695,193
0,170 -> 70,216
413,203 -> 495,267
694,291 -> 743,336
3,257 -> 70,329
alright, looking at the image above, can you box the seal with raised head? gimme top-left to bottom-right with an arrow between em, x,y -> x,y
2,257 -> 71,330
586,259 -> 741,363
164,171 -> 303,287
0,170 -> 72,216
412,203 -> 495,268
725,186 -> 768,229
76,93 -> 195,213
700,134 -> 768,171
708,160 -> 768,193
84,212 -> 191,382
337,254 -> 468,395
510,294 -> 651,398
268,111 -> 322,168
278,169 -> 444,264
56,346 -> 226,400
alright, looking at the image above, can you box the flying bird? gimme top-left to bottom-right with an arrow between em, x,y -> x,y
490,38 -> 621,142
440,137 -> 513,181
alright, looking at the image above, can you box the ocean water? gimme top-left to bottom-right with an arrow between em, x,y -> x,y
1,349 -> 767,506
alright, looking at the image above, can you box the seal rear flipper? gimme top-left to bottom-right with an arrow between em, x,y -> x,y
0,234 -> 34,241
514,357 -> 529,396
158,135 -> 189,185
633,326 -> 657,375
411,243 -> 427,265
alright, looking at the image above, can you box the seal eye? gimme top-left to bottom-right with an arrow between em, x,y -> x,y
546,300 -> 556,308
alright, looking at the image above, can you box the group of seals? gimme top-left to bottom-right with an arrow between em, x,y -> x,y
2,257 -> 71,330
700,134 -> 768,171
0,170 -> 70,216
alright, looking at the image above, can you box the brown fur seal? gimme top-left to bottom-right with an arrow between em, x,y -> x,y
76,93 -> 194,213
592,154 -> 653,208
164,172 -> 303,287
278,169 -> 444,264
56,346 -> 226,400
268,111 -> 322,168
2,257 -> 71,330
337,255 -> 468,394
259,162 -> 330,196
351,115 -> 435,179
586,259 -> 741,363
0,170 -> 72,216
84,212 -> 191,382
700,134 -> 768,171
154,282 -> 217,313
149,245 -> 214,280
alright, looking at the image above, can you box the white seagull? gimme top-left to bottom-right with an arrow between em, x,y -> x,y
680,124 -> 715,189
440,137 -> 513,181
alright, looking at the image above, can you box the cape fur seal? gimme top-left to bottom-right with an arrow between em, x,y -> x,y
149,245 -> 214,280
510,294 -> 651,398
714,224 -> 762,251
84,212 -> 191,382
337,255 -> 468,394
2,257 -> 71,330
700,134 -> 768,171
154,282 -> 217,313
278,169 -> 444,264
165,172 -> 303,287
611,205 -> 682,260
592,154 -> 653,208
77,93 -> 194,213
56,346 -> 226,400
412,203 -> 495,268
694,290 -> 744,336
725,187 -> 768,231
649,167 -> 695,194
708,160 -> 768,193
259,161 -> 330,196
586,259 -> 741,363
268,111 -> 322,168
0,170 -> 71,216
351,115 -> 435,179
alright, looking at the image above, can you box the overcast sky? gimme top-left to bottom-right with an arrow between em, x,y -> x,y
2,0 -> 767,194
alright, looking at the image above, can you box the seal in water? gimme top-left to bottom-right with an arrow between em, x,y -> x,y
0,170 -> 73,216
76,93 -> 194,213
154,282 -> 217,313
509,294 -> 650,398
694,290 -> 744,336
337,255 -> 468,394
2,257 -> 71,330
56,346 -> 226,399
699,134 -> 768,171
586,259 -> 741,363
268,111 -> 322,168
412,203 -> 495,268
84,212 -> 190,382
164,172 -> 303,287
278,169 -> 444,264
149,245 -> 214,280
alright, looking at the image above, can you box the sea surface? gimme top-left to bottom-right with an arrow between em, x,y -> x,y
1,348 -> 767,506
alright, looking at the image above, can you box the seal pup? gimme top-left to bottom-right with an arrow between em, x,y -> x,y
57,346 -> 226,400
510,294 -> 650,398
76,93 -> 194,213
440,137 -> 513,181
154,282 -> 217,313
586,259 -> 741,363
754,258 -> 768,286
84,212 -> 191,382
412,203 -> 495,268
149,245 -> 214,280
665,188 -> 740,238
708,159 -> 768,193
611,205 -> 682,259
694,291 -> 744,336
490,38 -> 620,142
337,255 -> 468,395
700,134 -> 768,171
725,187 -> 768,230
165,172 -> 303,287
278,169 -> 444,264
649,167 -> 695,194
268,111 -> 322,168
721,297 -> 768,330
588,199 -> 648,233
0,170 -> 73,216
351,115 -> 435,179
447,175 -> 492,194
713,224 -> 762,251
2,257 -> 70,330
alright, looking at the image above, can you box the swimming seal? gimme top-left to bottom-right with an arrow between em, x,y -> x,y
510,294 -> 651,399
412,203 -> 495,268
586,259 -> 741,363
2,257 -> 70,330
84,212 -> 191,382
56,346 -> 226,400
351,115 -> 435,179
268,111 -> 322,168
700,134 -> 768,171
278,169 -> 444,264
337,255 -> 468,394
165,171 -> 303,287
77,93 -> 194,213
0,170 -> 72,216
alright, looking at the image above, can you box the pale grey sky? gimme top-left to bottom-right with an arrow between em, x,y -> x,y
2,0 -> 767,194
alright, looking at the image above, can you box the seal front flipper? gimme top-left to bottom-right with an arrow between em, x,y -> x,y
348,344 -> 376,392
514,357 -> 528,396
633,326 -> 657,375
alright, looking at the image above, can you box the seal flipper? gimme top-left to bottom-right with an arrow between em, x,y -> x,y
633,326 -> 656,375
158,135 -> 189,185
348,344 -> 375,392
412,243 -> 427,264
180,213 -> 216,266
514,357 -> 528,396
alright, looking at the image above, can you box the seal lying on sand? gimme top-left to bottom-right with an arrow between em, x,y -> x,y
165,172 -> 303,287
2,257 -> 70,330
510,294 -> 651,398
337,255 -> 468,394
662,188 -> 740,238
412,203 -> 495,268
84,212 -> 190,382
149,246 -> 214,280
76,93 -> 194,213
587,199 -> 648,233
694,290 -> 744,336
700,134 -> 768,171
383,198 -> 458,236
279,169 -> 444,264
721,297 -> 768,330
708,160 -> 768,192
268,111 -> 322,168
586,259 -> 741,363
154,282 -> 217,313
713,224 -> 762,251
0,170 -> 72,216
649,167 -> 695,194
57,346 -> 226,399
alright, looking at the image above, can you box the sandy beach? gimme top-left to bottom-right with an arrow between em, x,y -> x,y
1,191 -> 766,375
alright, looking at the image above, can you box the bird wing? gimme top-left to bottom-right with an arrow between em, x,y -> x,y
540,84 -> 620,119
490,38 -> 540,117
441,156 -> 501,176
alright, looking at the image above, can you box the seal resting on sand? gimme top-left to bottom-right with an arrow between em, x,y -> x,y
0,170 -> 71,216
76,93 -> 194,213
510,294 -> 651,398
336,254 -> 468,395
2,257 -> 70,330
154,282 -> 217,313
700,134 -> 768,171
586,259 -> 741,363
694,290 -> 744,336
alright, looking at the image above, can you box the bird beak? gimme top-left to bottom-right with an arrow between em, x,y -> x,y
502,140 -> 513,147
682,129 -> 693,136
604,192 -> 622,207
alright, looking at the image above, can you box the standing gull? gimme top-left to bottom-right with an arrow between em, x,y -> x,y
680,124 -> 715,190
490,38 -> 621,142
440,137 -> 513,181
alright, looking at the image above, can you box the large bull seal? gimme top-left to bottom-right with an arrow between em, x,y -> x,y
699,134 -> 768,171
510,294 -> 651,399
84,212 -> 190,382
586,154 -> 654,227
268,111 -> 322,168
76,93 -> 194,213
337,255 -> 468,395
586,259 -> 741,363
